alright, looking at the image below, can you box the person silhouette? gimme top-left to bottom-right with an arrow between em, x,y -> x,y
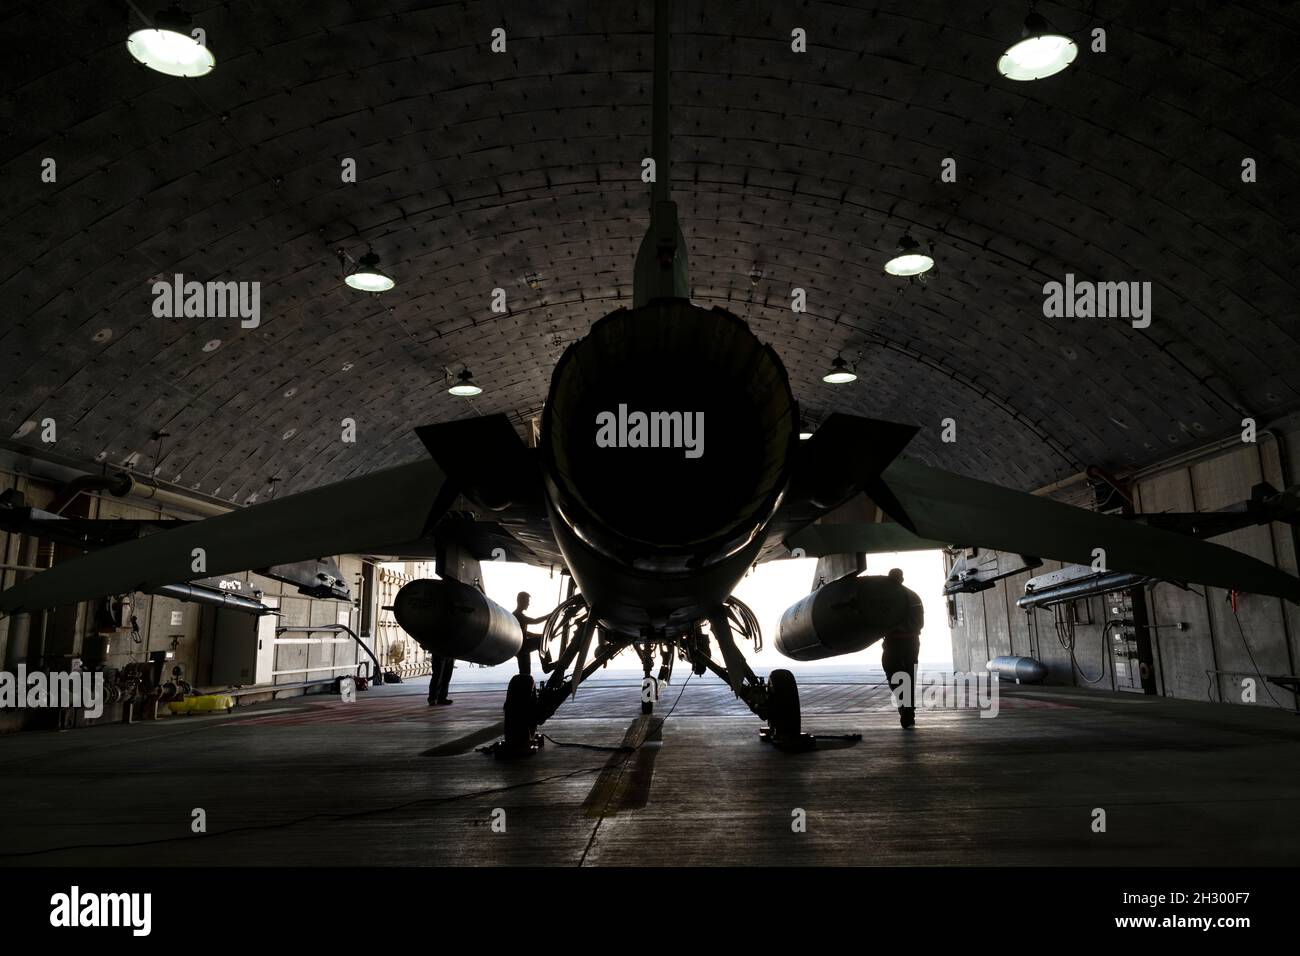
513,591 -> 552,677
427,653 -> 454,706
882,568 -> 924,728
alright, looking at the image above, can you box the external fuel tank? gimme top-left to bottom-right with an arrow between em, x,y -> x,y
391,577 -> 523,665
776,573 -> 912,662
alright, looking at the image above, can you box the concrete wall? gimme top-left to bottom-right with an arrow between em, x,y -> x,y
0,466 -> 368,729
948,420 -> 1300,709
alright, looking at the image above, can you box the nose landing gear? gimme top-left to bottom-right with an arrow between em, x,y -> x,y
636,637 -> 675,714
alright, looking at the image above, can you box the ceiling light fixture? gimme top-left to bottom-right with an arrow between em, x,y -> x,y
822,357 -> 857,385
997,10 -> 1077,81
343,251 -> 396,293
448,369 -> 483,397
126,5 -> 215,77
883,234 -> 935,278
798,421 -> 814,440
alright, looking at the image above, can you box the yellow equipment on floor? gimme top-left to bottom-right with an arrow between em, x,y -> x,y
167,694 -> 236,715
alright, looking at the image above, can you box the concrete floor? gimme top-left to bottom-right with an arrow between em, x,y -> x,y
0,670 -> 1297,866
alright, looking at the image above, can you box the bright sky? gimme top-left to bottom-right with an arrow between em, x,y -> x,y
468,549 -> 953,682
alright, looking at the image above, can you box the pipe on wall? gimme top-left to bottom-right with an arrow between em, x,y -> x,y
119,475 -> 231,518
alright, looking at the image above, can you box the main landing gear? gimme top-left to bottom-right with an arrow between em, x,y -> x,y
700,606 -> 815,752
494,611 -> 627,759
491,597 -> 816,756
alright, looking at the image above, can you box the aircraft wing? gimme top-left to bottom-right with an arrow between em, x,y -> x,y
785,520 -> 947,556
381,511 -> 564,569
725,412 -> 1297,603
0,414 -> 568,614
864,457 -> 1300,602
0,458 -> 451,614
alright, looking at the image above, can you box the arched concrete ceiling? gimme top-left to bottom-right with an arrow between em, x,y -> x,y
2,1 -> 1298,504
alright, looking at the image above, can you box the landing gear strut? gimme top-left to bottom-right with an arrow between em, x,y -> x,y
638,640 -> 663,714
492,602 -> 816,756
491,614 -> 630,759
703,608 -> 815,752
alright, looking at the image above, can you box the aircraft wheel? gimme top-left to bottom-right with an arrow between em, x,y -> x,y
503,674 -> 537,749
767,669 -> 801,741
